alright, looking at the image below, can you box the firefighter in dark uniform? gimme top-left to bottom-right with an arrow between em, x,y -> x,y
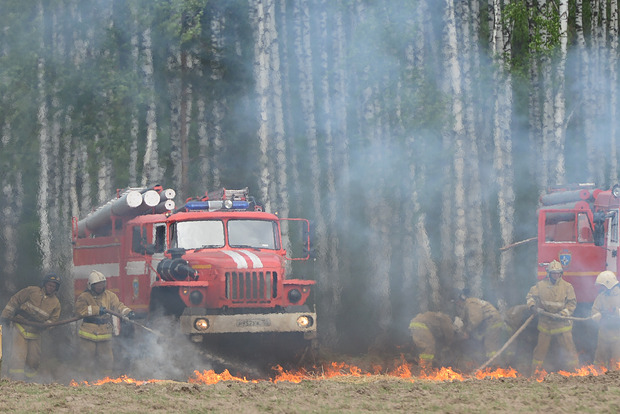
75,270 -> 134,379
526,259 -> 579,374
0,273 -> 61,380
454,289 -> 512,368
591,270 -> 620,368
408,311 -> 457,369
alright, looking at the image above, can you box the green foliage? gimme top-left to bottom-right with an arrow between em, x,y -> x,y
503,0 -> 562,72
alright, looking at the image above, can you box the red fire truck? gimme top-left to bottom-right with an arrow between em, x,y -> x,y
536,183 -> 620,359
537,183 -> 620,304
71,186 -> 317,348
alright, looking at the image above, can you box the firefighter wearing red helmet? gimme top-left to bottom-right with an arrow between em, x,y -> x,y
0,273 -> 61,380
591,270 -> 620,368
75,270 -> 135,379
526,259 -> 579,374
408,311 -> 457,369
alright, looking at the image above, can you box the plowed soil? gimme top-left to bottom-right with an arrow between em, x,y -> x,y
2,370 -> 620,413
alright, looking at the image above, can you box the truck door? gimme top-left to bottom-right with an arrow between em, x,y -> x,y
606,210 -> 619,273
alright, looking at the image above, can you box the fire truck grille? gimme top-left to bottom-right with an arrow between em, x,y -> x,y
225,271 -> 278,302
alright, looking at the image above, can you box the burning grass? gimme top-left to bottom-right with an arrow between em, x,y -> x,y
68,359 -> 617,387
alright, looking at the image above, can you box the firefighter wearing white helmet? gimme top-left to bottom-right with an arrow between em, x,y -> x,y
591,270 -> 620,368
75,270 -> 135,379
526,259 -> 579,374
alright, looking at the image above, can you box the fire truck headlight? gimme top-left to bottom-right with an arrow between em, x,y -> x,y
194,318 -> 209,331
288,289 -> 302,303
296,315 -> 313,328
613,184 -> 620,198
189,290 -> 204,305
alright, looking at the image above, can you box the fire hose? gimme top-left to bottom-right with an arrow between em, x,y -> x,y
101,308 -> 264,378
2,315 -> 87,329
473,314 -> 535,374
473,309 -> 594,374
536,309 -> 594,321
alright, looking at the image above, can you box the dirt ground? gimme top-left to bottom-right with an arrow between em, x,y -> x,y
2,322 -> 620,413
2,368 -> 620,413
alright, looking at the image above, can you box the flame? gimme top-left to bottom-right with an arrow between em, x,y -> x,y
474,367 -> 519,380
70,375 -> 164,386
419,366 -> 464,381
71,362 -> 617,386
189,369 -> 258,384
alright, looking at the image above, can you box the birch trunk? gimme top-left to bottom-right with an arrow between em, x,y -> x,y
491,0 -> 515,306
129,8 -> 140,186
457,0 -> 484,298
141,27 -> 160,186
168,49 -> 183,192
610,1 -> 619,183
293,0 -> 330,343
441,0 -> 466,291
36,1 -> 51,271
551,0 -> 568,184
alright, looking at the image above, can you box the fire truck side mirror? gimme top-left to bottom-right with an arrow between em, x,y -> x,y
144,244 -> 156,255
303,220 -> 316,259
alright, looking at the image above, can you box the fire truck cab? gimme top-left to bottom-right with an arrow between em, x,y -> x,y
537,183 -> 620,304
72,186 -> 317,345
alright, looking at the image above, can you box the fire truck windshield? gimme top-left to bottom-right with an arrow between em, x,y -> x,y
174,220 -> 225,249
171,219 -> 279,250
228,219 -> 279,249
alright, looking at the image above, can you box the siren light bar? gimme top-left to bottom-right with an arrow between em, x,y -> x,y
185,200 -> 250,211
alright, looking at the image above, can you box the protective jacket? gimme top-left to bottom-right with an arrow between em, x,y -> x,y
75,289 -> 131,342
526,276 -> 579,372
592,284 -> 620,366
1,286 -> 61,339
459,298 -> 506,338
526,278 -> 576,333
592,285 -> 620,330
457,297 -> 511,363
408,312 -> 455,364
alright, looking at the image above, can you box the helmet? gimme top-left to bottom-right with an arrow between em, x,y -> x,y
43,273 -> 61,288
88,270 -> 106,290
546,260 -> 563,274
596,270 -> 619,290
453,287 -> 469,301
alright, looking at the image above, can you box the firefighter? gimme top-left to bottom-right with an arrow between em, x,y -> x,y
526,259 -> 579,374
591,270 -> 620,368
453,289 -> 512,368
408,311 -> 457,369
75,270 -> 135,379
0,273 -> 61,380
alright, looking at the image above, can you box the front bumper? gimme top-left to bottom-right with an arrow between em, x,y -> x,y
180,311 -> 317,339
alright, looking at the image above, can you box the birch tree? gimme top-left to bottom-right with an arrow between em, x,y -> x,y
292,0 -> 331,343
610,1 -> 619,182
440,0 -> 466,292
36,1 -> 52,271
141,27 -> 160,186
491,0 -> 515,305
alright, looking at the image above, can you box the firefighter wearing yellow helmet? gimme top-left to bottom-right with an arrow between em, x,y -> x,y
0,273 -> 61,380
75,270 -> 135,379
526,259 -> 579,374
591,270 -> 620,368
